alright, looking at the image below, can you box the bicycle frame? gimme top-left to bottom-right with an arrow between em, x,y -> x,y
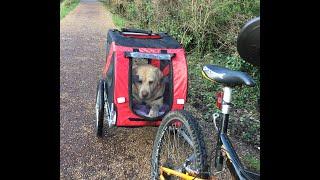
214,86 -> 259,180
159,87 -> 260,180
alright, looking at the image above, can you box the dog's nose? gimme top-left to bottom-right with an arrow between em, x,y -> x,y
142,91 -> 149,98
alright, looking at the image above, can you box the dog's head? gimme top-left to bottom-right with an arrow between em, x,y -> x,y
132,64 -> 163,100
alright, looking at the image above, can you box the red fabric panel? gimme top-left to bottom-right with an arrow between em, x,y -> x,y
168,48 -> 188,111
162,65 -> 170,76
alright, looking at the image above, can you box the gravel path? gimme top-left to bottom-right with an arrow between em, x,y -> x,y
60,1 -> 158,179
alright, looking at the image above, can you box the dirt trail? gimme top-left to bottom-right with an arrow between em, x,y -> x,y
60,1 -> 158,179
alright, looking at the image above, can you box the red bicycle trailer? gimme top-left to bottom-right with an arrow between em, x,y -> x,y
95,28 -> 188,137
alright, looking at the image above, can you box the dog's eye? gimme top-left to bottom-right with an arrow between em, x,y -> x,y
149,81 -> 154,84
138,80 -> 142,84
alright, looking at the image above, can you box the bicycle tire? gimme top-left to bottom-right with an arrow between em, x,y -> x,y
151,110 -> 209,179
95,80 -> 104,137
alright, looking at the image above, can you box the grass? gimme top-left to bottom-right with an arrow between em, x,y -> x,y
244,154 -> 260,172
60,0 -> 80,20
112,14 -> 127,28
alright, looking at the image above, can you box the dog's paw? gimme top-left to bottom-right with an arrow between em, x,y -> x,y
148,109 -> 159,118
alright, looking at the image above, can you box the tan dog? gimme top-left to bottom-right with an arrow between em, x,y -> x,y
132,64 -> 165,117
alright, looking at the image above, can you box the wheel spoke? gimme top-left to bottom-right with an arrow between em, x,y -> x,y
172,124 -> 177,162
177,128 -> 194,147
164,127 -> 171,163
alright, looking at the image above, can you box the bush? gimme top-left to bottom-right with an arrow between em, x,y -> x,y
105,0 -> 259,55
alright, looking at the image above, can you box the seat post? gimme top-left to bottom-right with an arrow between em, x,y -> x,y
214,86 -> 233,170
222,86 -> 232,115
220,86 -> 232,134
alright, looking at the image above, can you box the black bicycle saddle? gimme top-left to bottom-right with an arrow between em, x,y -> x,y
237,16 -> 260,67
202,65 -> 255,87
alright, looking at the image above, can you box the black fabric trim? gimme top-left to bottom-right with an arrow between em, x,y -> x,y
128,118 -> 162,122
108,29 -> 181,49
160,61 -> 167,71
160,50 -> 169,71
106,53 -> 115,105
160,50 -> 167,54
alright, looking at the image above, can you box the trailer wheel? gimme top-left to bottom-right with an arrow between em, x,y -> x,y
95,79 -> 105,137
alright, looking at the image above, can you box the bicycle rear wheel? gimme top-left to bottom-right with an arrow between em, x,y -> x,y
151,110 -> 209,179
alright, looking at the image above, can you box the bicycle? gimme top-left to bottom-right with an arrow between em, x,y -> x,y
151,17 -> 260,180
